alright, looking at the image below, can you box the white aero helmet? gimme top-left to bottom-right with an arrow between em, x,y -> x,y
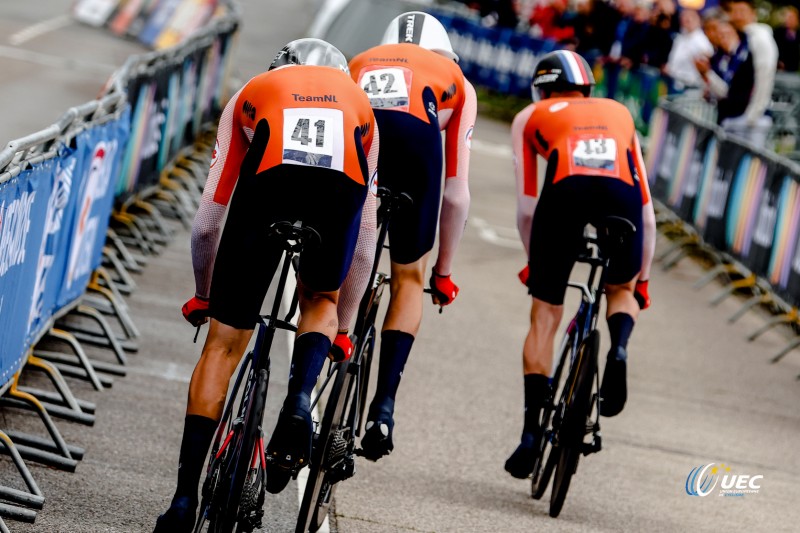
380,11 -> 458,62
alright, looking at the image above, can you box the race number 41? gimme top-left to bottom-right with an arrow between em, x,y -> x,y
282,107 -> 345,171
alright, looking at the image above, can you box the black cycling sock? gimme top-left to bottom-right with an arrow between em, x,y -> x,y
370,330 -> 415,419
523,373 -> 549,437
287,332 -> 331,399
174,414 -> 218,503
607,313 -> 635,351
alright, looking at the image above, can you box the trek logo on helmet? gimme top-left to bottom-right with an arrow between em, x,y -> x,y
400,13 -> 423,44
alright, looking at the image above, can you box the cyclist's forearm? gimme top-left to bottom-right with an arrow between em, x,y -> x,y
434,178 -> 470,275
337,192 -> 377,331
191,201 -> 226,298
517,195 -> 535,257
640,201 -> 656,281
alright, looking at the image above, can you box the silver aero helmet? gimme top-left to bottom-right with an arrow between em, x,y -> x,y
380,11 -> 458,62
531,50 -> 595,102
269,38 -> 350,75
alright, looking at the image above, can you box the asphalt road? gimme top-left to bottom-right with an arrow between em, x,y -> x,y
2,1 -> 800,532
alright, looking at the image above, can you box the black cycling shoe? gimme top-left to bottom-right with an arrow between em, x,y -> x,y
600,346 -> 628,417
360,418 -> 394,461
153,496 -> 196,533
265,395 -> 312,494
504,432 -> 537,479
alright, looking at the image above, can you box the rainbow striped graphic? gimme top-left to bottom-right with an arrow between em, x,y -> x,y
644,107 -> 668,174
768,177 -> 800,289
726,155 -> 769,257
691,137 -> 719,230
117,81 -> 156,196
667,125 -> 698,208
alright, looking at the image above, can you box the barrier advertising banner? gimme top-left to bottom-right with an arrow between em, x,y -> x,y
650,103 -> 800,307
0,161 -> 55,383
59,109 -> 130,308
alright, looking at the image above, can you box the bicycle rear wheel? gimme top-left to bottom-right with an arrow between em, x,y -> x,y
549,330 -> 598,518
532,328 -> 574,500
296,360 -> 352,533
206,368 -> 269,533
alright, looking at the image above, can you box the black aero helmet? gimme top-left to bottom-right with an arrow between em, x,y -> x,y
531,50 -> 595,101
269,38 -> 350,75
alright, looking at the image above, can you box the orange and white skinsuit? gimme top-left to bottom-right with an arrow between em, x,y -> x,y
191,65 -> 379,329
512,96 -> 656,299
337,43 -> 476,331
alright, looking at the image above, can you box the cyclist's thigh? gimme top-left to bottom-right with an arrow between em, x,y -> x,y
297,167 -> 368,292
209,171 -> 290,330
374,109 -> 443,265
528,175 -> 593,306
591,177 -> 644,285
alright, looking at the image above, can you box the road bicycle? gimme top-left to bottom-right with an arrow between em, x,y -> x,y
530,216 -> 636,518
296,187 -> 412,533
193,220 -> 319,533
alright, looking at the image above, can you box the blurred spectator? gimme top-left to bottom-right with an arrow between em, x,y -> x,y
608,0 -> 637,62
725,0 -> 778,135
695,10 -> 770,148
623,0 -> 659,68
529,0 -> 575,42
665,9 -> 713,88
773,6 -> 799,72
644,0 -> 677,69
698,13 -> 753,124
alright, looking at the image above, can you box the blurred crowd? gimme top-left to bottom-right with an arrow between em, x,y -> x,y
458,0 -> 798,147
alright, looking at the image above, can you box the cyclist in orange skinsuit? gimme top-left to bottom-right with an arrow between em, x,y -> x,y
154,39 -> 379,532
505,50 -> 656,479
347,11 -> 476,461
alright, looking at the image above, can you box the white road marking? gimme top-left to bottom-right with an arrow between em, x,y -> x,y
281,274 -> 330,533
0,44 -> 116,74
470,138 -> 513,158
128,361 -> 192,383
470,216 -> 523,249
9,15 -> 72,46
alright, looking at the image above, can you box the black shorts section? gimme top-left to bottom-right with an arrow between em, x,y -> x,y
528,175 -> 643,305
209,165 -> 367,329
374,104 -> 442,264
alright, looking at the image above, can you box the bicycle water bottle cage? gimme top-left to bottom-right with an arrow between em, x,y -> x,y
267,220 -> 321,252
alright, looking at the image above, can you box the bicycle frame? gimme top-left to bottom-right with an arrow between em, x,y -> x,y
197,224 -> 309,533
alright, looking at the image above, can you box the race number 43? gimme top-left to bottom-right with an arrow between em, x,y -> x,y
282,108 -> 344,171
569,136 -> 618,176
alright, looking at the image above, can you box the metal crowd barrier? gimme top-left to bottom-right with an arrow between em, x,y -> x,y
0,1 -> 241,528
647,99 -> 800,371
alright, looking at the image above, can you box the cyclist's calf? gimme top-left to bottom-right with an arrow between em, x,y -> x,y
604,280 -> 639,318
188,320 -> 254,420
297,284 -> 340,339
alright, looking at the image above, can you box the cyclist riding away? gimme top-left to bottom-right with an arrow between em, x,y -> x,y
504,50 -> 656,479
347,11 -> 477,461
154,38 -> 379,531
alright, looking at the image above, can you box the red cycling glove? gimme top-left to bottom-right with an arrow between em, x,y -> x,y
634,279 -> 651,310
518,265 -> 530,286
329,332 -> 353,362
182,296 -> 210,326
429,270 -> 460,306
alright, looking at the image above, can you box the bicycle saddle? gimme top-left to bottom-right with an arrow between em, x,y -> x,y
594,216 -> 636,256
267,220 -> 321,249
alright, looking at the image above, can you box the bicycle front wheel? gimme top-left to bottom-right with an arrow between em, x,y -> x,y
549,329 -> 598,518
296,360 -> 352,533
